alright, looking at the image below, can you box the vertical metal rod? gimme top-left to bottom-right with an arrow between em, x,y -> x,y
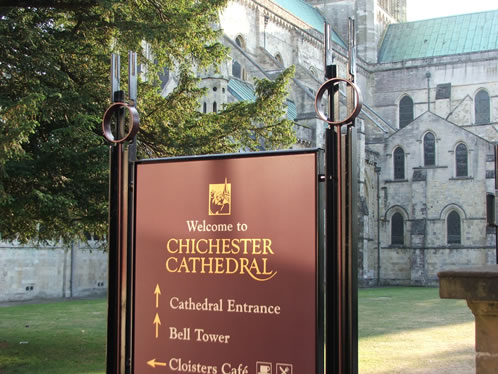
345,19 -> 359,374
337,125 -> 344,374
105,51 -> 139,374
111,54 -> 120,102
376,165 -> 381,285
126,51 -> 138,374
108,139 -> 128,374
322,19 -> 359,374
495,145 -> 498,264
325,63 -> 341,374
107,138 -> 122,374
107,54 -> 128,374
325,125 -> 338,374
345,125 -> 358,374
318,151 -> 326,374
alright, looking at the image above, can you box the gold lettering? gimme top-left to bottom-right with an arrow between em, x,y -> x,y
239,238 -> 251,255
178,257 -> 190,273
201,257 -> 214,274
261,257 -> 272,275
221,239 -> 231,254
226,257 -> 239,274
263,238 -> 273,254
215,257 -> 224,274
190,257 -> 201,273
167,238 -> 178,254
166,257 -> 178,272
231,239 -> 240,254
178,239 -> 189,254
239,257 -> 250,274
164,236 -> 277,281
252,239 -> 261,255
196,239 -> 208,254
209,239 -> 220,254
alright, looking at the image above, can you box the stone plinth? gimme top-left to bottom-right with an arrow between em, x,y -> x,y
439,265 -> 498,374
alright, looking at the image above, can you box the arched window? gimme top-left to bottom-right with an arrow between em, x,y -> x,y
203,102 -> 207,114
213,101 -> 217,113
399,95 -> 414,128
391,212 -> 404,245
159,67 -> 169,91
235,35 -> 245,49
447,211 -> 461,244
455,143 -> 468,177
275,53 -> 283,67
232,60 -> 241,79
475,89 -> 490,125
424,132 -> 435,166
393,147 -> 405,180
309,66 -> 317,78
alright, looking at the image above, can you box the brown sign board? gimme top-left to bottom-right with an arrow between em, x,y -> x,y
133,150 -> 323,374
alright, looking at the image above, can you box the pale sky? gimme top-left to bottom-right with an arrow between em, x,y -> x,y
407,0 -> 498,21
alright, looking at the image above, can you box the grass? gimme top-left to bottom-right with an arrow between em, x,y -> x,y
0,288 -> 475,373
359,287 -> 475,374
0,299 -> 106,374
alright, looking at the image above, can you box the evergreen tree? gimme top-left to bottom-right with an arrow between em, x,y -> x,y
0,1 -> 296,243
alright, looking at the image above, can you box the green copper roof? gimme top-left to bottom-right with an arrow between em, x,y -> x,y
270,0 -> 347,48
228,79 -> 256,102
379,10 -> 498,63
272,0 -> 324,31
286,100 -> 297,120
228,79 -> 297,121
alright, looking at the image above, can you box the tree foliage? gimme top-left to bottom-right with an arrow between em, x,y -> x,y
0,1 -> 296,243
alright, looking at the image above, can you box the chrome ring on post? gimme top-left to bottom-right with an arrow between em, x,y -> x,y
102,102 -> 140,144
314,78 -> 363,126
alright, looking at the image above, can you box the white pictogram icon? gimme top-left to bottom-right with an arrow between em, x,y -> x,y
256,362 -> 272,374
276,363 -> 293,374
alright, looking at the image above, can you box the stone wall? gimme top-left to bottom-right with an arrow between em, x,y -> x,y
359,112 -> 498,286
0,241 -> 107,302
371,51 -> 498,136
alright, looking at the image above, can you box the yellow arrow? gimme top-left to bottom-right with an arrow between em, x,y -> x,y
154,284 -> 161,308
153,313 -> 161,338
147,358 -> 167,368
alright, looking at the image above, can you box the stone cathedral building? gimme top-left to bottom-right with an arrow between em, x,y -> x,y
2,0 -> 498,301
202,0 -> 498,286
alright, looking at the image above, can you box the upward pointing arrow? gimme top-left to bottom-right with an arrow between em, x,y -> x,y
154,284 -> 161,308
153,313 -> 161,338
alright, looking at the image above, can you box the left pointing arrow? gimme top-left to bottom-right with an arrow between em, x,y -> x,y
153,313 -> 161,338
147,359 -> 167,368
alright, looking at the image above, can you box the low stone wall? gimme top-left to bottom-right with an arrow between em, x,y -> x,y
2,239 -> 496,301
0,240 -> 108,302
373,245 -> 497,286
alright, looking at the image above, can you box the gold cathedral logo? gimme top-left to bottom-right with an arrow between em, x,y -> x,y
209,178 -> 231,215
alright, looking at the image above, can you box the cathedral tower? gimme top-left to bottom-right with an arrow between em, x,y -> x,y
309,0 -> 406,63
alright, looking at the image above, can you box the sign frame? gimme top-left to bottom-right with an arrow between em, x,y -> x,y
130,148 -> 326,374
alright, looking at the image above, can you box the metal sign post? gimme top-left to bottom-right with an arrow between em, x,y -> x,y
102,24 -> 361,373
132,150 -> 323,374
104,52 -> 140,374
315,19 -> 362,374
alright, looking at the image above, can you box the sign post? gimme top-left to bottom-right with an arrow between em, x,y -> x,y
315,19 -> 361,374
103,25 -> 362,372
132,151 -> 324,374
104,52 -> 140,374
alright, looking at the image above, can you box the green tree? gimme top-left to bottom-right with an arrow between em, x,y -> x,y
0,1 -> 296,243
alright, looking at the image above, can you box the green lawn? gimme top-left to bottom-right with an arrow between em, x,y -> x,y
0,288 -> 475,373
359,287 -> 475,374
0,299 -> 106,374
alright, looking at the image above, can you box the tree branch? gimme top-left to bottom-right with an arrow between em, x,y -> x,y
0,0 -> 98,10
